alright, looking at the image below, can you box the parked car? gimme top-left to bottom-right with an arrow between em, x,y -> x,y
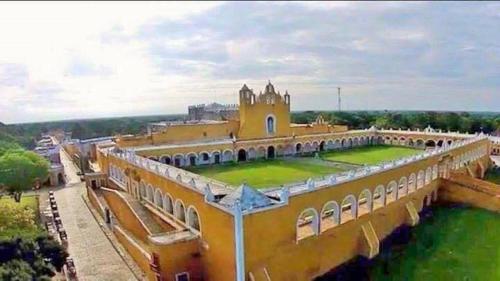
65,257 -> 77,279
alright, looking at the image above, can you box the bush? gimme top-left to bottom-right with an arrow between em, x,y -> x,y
0,198 -> 39,240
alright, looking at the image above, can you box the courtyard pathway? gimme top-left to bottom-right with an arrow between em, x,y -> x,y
53,149 -> 137,281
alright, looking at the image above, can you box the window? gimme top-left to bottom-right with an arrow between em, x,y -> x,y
296,208 -> 318,241
266,116 -> 275,134
201,153 -> 209,161
176,272 -> 189,281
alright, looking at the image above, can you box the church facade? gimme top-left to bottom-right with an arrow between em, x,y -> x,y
88,82 -> 495,281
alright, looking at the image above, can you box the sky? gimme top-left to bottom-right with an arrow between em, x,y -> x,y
0,1 -> 499,124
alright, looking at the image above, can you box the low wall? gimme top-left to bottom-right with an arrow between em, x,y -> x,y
86,186 -> 105,218
244,183 -> 440,281
440,179 -> 500,212
150,232 -> 203,281
101,187 -> 151,242
113,225 -> 153,279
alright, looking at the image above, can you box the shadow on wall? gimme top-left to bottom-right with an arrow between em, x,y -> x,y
313,207 -> 437,281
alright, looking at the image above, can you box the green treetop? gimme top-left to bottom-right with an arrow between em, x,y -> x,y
0,150 -> 49,202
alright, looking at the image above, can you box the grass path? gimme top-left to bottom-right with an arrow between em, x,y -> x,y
321,145 -> 421,165
188,159 -> 345,188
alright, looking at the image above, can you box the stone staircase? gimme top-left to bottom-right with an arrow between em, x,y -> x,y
449,173 -> 500,197
118,191 -> 165,235
440,173 -> 500,212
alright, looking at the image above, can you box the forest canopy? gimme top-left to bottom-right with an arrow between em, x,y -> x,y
1,111 -> 498,149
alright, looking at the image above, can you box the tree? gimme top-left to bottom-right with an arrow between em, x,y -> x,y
36,235 -> 68,271
0,201 -> 37,237
0,140 -> 21,158
0,235 -> 67,280
0,150 -> 49,202
0,259 -> 35,281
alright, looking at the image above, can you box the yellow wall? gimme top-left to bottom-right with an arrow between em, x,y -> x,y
241,139 -> 489,281
440,180 -> 500,212
290,124 -> 349,136
137,142 -> 234,159
238,89 -> 292,140
150,234 -> 202,281
113,225 -> 153,279
101,187 -> 151,242
152,120 -> 239,144
243,165 -> 439,280
103,154 -> 238,281
97,132 -> 490,281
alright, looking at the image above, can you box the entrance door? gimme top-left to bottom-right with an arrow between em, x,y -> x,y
105,208 -> 111,224
237,149 -> 247,162
214,154 -> 220,164
267,146 -> 275,159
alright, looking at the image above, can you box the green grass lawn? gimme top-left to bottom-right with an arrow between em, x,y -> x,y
188,159 -> 344,188
371,207 -> 500,281
321,145 -> 421,165
484,169 -> 500,184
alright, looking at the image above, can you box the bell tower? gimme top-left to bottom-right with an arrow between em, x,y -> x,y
237,81 -> 291,140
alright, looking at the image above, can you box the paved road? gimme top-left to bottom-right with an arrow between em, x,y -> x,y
55,149 -> 136,281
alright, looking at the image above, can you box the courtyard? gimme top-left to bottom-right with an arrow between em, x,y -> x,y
189,158 -> 345,188
188,145 -> 423,188
320,145 -> 422,165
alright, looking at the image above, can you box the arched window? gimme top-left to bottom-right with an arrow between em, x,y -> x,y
417,170 -> 425,188
425,167 -> 432,184
266,115 -> 275,134
340,195 -> 357,223
296,208 -> 319,241
398,177 -> 408,198
187,206 -> 201,232
175,200 -> 186,222
163,194 -> 173,214
320,201 -> 340,232
408,173 -> 416,193
358,189 -> 372,216
154,188 -> 163,208
147,184 -> 154,202
373,185 -> 385,209
200,152 -> 210,163
140,182 -> 147,199
386,181 -> 398,203
432,164 -> 438,180
222,150 -> 233,162
295,143 -> 303,154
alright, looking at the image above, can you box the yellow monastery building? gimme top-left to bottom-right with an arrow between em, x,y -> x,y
85,82 -> 498,281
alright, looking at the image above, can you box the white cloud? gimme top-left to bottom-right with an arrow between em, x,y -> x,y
0,1 -> 498,124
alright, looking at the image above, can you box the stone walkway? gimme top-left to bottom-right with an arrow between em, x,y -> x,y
53,149 -> 137,281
